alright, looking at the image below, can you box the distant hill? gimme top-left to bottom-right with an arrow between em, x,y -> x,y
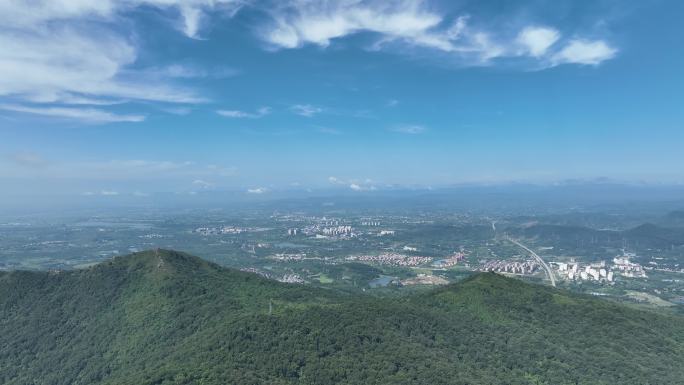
509,222 -> 684,250
659,210 -> 684,228
625,223 -> 684,247
1,250 -> 683,385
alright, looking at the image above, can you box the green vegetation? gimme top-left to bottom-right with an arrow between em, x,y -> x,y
1,249 -> 684,385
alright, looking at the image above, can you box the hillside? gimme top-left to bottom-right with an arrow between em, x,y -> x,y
1,250 -> 683,385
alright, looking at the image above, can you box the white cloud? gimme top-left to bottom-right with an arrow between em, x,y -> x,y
258,1 -> 618,68
516,26 -> 560,57
0,1 -> 243,39
0,104 -> 145,123
552,39 -> 618,66
390,124 -> 426,134
290,104 -> 323,117
100,190 -> 119,196
349,183 -> 376,191
262,0 -> 441,49
259,3 -> 505,62
328,176 -> 376,191
247,187 -> 268,194
217,106 -> 272,118
192,179 -> 215,189
0,0 -> 244,116
0,24 -> 203,106
147,64 -> 239,79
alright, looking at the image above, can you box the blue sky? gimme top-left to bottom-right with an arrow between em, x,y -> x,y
1,0 -> 682,197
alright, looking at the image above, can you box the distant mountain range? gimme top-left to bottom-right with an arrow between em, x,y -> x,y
509,217 -> 684,250
1,250 -> 683,384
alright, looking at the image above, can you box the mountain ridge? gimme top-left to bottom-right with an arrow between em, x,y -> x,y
1,250 -> 683,385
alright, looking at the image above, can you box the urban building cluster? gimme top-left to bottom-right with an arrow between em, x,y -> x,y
613,255 -> 648,278
193,226 -> 246,235
347,253 -> 432,267
298,223 -> 356,239
277,274 -> 305,284
432,252 -> 465,268
239,268 -> 305,284
556,261 -> 614,282
479,259 -> 539,274
554,254 -> 646,283
267,253 -> 326,262
320,226 -> 354,236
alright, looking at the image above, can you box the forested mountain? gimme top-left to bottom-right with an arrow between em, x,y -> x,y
1,250 -> 683,385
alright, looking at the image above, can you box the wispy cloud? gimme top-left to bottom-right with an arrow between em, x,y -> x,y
0,0 -> 244,123
217,106 -> 272,118
290,104 -> 323,117
247,187 -> 268,194
0,26 -> 204,105
390,124 -> 426,134
0,1 -> 244,39
192,179 -> 215,190
0,104 -> 145,123
144,64 -> 239,79
552,39 -> 618,66
258,1 -> 617,68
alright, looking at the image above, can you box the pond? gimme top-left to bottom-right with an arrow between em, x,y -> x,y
369,275 -> 396,288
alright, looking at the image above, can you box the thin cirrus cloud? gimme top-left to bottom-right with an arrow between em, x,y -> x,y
247,187 -> 268,194
0,104 -> 145,123
217,107 -> 272,118
259,0 -> 618,68
290,104 -> 323,117
390,124 -> 427,134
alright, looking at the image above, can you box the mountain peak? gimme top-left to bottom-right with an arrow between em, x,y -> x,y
85,249 -> 224,282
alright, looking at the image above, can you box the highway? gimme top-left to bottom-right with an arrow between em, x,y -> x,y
507,237 -> 556,287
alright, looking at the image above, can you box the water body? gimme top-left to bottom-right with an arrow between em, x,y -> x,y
369,275 -> 396,288
432,259 -> 448,268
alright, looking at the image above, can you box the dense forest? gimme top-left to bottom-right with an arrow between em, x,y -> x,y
1,250 -> 683,385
